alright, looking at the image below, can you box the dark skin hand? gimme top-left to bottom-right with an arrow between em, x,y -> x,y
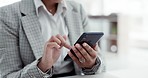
38,35 -> 71,72
68,43 -> 98,69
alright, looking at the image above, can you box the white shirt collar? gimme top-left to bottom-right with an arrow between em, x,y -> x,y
34,0 -> 67,16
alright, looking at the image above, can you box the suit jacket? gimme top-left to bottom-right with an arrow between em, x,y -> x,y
0,0 -> 104,77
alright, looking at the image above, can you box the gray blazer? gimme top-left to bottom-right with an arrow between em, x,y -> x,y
0,0 -> 104,78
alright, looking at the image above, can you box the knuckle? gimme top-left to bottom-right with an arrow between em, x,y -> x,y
51,36 -> 54,39
58,41 -> 61,44
78,55 -> 83,59
80,48 -> 85,52
69,52 -> 73,57
86,44 -> 90,49
77,61 -> 82,66
52,42 -> 57,45
52,36 -> 56,39
73,48 -> 78,53
78,47 -> 82,51
56,34 -> 60,37
83,52 -> 87,56
88,49 -> 93,53
87,59 -> 91,62
61,41 -> 65,44
46,43 -> 51,47
73,57 -> 77,61
92,54 -> 97,58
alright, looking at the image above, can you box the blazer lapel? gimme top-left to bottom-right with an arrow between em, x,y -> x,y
20,0 -> 44,59
64,7 -> 83,46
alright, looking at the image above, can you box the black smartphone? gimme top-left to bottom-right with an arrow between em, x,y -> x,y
64,32 -> 104,61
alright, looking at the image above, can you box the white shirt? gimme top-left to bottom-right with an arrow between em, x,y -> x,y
34,0 -> 74,75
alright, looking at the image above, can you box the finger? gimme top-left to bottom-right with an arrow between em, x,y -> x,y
71,46 -> 85,61
49,36 -> 61,45
46,42 -> 60,49
94,43 -> 99,51
68,52 -> 82,65
63,35 -> 67,40
56,34 -> 71,49
63,35 -> 71,49
75,44 -> 91,61
82,43 -> 97,58
64,43 -> 71,50
62,35 -> 71,49
56,34 -> 66,46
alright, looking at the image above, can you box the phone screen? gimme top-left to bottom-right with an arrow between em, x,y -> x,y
64,32 -> 104,61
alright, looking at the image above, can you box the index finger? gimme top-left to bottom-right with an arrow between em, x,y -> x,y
62,35 -> 72,49
63,42 -> 71,50
56,34 -> 71,49
82,43 -> 97,58
56,34 -> 65,46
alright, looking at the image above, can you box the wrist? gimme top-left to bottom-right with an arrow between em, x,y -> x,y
37,58 -> 52,73
82,57 -> 101,75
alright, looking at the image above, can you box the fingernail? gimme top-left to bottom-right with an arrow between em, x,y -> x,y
59,46 -> 62,49
76,44 -> 80,48
83,43 -> 87,46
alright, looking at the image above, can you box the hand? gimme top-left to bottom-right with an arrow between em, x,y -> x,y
68,43 -> 98,69
37,34 -> 71,72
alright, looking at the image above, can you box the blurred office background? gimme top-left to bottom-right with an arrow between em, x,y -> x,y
0,0 -> 148,78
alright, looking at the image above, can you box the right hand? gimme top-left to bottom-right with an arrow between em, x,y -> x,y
37,34 -> 71,72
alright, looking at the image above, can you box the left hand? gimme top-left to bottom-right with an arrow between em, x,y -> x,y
68,42 -> 98,69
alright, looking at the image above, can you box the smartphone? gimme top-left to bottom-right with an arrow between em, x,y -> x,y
64,32 -> 104,61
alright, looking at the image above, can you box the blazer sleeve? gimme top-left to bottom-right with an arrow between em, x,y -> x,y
0,7 -> 49,78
